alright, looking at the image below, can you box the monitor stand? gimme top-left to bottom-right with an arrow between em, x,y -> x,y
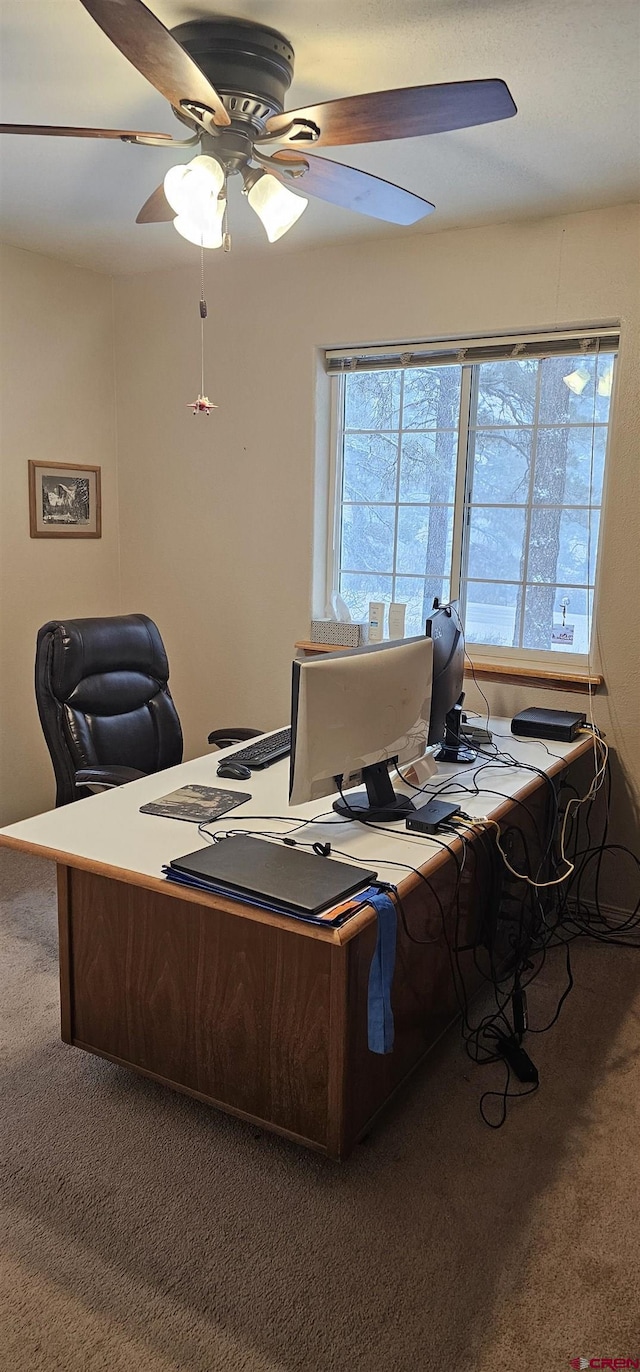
332,760 -> 416,823
434,696 -> 477,765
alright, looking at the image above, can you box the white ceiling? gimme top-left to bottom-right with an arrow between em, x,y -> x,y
0,0 -> 638,274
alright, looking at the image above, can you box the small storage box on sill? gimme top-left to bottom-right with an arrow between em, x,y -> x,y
310,620 -> 366,648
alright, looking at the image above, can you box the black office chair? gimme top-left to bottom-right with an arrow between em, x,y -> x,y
35,614 -> 262,806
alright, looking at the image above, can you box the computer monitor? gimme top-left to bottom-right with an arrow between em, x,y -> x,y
425,600 -> 476,764
289,635 -> 434,822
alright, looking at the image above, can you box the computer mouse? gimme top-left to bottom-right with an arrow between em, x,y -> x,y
216,760 -> 252,781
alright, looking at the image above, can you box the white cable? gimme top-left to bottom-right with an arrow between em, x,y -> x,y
459,727 -> 608,888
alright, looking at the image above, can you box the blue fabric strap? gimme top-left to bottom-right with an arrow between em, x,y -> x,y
366,890 -> 397,1054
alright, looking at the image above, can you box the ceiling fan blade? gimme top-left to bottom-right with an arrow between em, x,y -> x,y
79,0 -> 230,126
136,185 -> 174,224
0,123 -> 173,140
270,151 -> 434,225
266,79 -> 516,148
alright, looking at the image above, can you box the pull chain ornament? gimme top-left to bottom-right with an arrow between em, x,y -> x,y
188,244 -> 218,414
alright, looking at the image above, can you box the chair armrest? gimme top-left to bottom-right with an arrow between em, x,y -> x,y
207,727 -> 263,749
75,765 -> 147,793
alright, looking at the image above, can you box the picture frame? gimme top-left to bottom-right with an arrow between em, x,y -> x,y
28,461 -> 102,539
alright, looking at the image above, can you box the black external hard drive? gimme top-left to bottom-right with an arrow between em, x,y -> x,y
406,799 -> 461,834
511,707 -> 586,742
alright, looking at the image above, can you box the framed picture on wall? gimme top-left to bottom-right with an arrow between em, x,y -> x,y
28,461 -> 102,539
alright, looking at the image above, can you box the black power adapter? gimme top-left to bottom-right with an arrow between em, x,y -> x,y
406,799 -> 461,834
495,1034 -> 539,1084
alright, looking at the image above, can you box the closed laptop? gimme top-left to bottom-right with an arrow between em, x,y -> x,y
169,834 -> 377,916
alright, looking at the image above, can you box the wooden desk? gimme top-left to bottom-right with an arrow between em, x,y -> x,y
0,724 -> 592,1158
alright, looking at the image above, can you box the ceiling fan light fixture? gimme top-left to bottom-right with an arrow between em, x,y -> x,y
597,364 -> 613,397
164,154 -> 225,218
173,200 -> 226,249
246,171 -> 308,242
562,366 -> 591,396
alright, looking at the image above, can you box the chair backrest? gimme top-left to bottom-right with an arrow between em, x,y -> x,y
35,614 -> 183,805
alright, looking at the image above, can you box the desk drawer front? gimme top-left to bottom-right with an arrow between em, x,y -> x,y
65,870 -> 333,1146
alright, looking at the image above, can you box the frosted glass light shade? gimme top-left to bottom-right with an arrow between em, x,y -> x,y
247,172 -> 307,242
173,200 -> 226,249
597,365 -> 613,397
164,155 -> 225,217
562,366 -> 590,395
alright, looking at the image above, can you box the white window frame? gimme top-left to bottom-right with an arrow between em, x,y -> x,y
324,328 -> 619,670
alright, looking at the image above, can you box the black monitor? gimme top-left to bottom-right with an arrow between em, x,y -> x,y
425,600 -> 476,764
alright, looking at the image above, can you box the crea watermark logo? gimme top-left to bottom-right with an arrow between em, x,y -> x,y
569,1360 -> 640,1370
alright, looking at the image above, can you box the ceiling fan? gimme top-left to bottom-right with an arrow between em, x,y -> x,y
0,0 -> 517,249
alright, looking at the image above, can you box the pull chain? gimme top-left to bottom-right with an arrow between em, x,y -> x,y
200,242 -> 206,399
188,240 -> 217,414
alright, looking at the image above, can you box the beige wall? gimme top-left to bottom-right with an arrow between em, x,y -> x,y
0,244 -> 120,822
114,203 -> 640,905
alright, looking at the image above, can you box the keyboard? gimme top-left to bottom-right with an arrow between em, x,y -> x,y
230,727 -> 292,770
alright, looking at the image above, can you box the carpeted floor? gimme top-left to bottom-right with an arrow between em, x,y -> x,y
1,846 -> 639,1372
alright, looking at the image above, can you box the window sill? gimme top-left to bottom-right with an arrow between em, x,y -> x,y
467,660 -> 602,694
295,643 -> 603,694
295,640 -> 353,655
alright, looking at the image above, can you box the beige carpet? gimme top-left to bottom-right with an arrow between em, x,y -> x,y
1,846 -> 639,1372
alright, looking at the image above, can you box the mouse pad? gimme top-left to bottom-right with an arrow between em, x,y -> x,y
140,784 -> 251,822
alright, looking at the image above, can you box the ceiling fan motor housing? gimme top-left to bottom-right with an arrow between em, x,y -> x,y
171,18 -> 295,128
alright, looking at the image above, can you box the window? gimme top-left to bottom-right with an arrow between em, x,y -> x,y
327,332 -> 617,660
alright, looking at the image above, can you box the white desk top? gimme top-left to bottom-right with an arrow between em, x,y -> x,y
0,721 -> 592,898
